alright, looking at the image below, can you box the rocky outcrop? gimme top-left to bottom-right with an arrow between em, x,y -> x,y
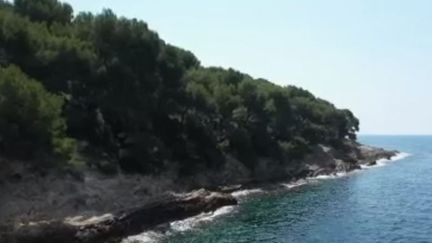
357,144 -> 397,165
291,141 -> 398,178
3,189 -> 237,243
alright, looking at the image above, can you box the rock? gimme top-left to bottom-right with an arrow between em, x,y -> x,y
5,189 -> 237,243
367,160 -> 377,166
358,145 -> 397,164
312,168 -> 334,177
335,160 -> 361,172
292,167 -> 313,179
5,221 -> 77,243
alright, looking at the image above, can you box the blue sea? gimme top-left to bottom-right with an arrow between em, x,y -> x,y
127,136 -> 432,243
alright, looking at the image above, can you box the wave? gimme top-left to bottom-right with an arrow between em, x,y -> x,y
280,173 -> 349,190
122,206 -> 236,243
231,188 -> 264,198
312,172 -> 348,180
283,152 -> 411,189
281,179 -> 308,189
122,230 -> 164,243
170,206 -> 235,232
361,152 -> 411,169
391,152 -> 411,161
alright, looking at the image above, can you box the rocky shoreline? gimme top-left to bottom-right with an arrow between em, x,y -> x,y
0,142 -> 398,243
3,190 -> 237,243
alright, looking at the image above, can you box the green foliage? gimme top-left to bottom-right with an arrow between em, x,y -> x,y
14,0 -> 73,24
0,1 -> 360,174
0,65 -> 74,159
182,67 -> 360,167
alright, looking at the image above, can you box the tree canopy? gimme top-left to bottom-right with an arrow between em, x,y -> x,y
0,0 -> 359,173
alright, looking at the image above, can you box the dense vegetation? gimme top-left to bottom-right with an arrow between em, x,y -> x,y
0,0 -> 359,175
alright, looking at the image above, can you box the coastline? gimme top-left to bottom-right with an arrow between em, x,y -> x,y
122,149 -> 409,243
0,141 -> 404,243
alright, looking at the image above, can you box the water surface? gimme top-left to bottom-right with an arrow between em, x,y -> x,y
162,136 -> 431,243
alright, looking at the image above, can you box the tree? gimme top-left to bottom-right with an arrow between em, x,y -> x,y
14,0 -> 73,24
0,65 -> 74,159
338,109 -> 360,140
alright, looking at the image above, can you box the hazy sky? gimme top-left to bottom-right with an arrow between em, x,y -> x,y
64,0 -> 432,135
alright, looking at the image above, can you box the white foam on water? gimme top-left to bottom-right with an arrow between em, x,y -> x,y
281,179 -> 308,189
122,206 -> 236,243
231,188 -> 264,198
304,171 -> 350,182
313,172 -> 347,180
122,230 -> 164,243
170,205 -> 235,232
361,152 -> 411,169
392,152 -> 411,161
281,152 -> 411,190
281,172 -> 349,190
359,164 -> 369,169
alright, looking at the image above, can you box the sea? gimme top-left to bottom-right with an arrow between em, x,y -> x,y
124,136 -> 431,243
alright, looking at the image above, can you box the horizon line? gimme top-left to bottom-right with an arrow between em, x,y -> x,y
359,134 -> 432,136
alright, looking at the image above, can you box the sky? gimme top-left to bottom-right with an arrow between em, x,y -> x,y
64,0 -> 432,135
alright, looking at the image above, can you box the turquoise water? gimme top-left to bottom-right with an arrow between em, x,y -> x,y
164,136 -> 432,243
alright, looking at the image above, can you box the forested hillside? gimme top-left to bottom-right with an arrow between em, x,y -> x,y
0,0 -> 359,176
